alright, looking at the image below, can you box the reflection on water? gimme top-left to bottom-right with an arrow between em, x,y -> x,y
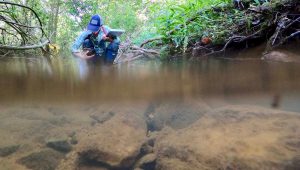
1,55 -> 300,105
0,50 -> 300,170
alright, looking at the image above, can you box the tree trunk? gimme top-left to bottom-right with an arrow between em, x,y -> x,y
48,0 -> 61,43
52,0 -> 60,43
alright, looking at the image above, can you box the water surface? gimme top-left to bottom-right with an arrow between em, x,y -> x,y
0,48 -> 300,170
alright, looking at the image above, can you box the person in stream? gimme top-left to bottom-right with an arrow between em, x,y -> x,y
71,14 -> 120,63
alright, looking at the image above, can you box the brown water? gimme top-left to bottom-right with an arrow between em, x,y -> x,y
0,48 -> 300,170
1,54 -> 300,105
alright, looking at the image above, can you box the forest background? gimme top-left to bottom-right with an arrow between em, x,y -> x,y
2,0 -> 292,59
2,0 -> 233,52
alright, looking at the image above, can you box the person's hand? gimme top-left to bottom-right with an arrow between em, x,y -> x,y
72,50 -> 94,59
102,35 -> 109,41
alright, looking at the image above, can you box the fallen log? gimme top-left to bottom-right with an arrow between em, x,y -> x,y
0,40 -> 49,50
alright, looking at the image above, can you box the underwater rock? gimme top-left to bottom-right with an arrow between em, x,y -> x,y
284,155 -> 300,170
154,105 -> 300,170
18,149 -> 65,170
140,142 -> 154,155
133,168 -> 143,170
46,139 -> 72,153
48,116 -> 70,126
48,107 -> 65,116
134,153 -> 156,170
140,136 -> 156,155
67,131 -> 78,145
77,165 -> 108,170
89,111 -> 115,126
76,112 -> 147,169
262,51 -> 299,63
70,136 -> 78,145
145,99 -> 210,132
0,145 -> 19,157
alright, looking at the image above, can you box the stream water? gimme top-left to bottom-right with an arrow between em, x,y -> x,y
0,46 -> 300,170
1,53 -> 300,110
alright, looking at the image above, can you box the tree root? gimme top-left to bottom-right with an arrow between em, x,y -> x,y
180,0 -> 300,58
199,30 -> 263,57
140,37 -> 162,48
114,41 -> 160,64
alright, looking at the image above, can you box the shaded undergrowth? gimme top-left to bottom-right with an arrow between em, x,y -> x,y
153,0 -> 300,58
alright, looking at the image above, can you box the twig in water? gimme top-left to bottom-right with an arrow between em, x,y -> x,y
0,51 -> 11,58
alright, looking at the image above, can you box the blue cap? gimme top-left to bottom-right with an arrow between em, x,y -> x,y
87,14 -> 103,32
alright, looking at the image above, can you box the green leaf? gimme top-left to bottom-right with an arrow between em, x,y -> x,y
254,0 -> 261,5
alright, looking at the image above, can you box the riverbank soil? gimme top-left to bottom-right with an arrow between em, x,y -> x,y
180,0 -> 300,58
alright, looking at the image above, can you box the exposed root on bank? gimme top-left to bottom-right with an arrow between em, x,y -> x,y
167,0 -> 300,59
115,40 -> 160,63
267,15 -> 300,50
140,37 -> 162,48
201,31 -> 263,57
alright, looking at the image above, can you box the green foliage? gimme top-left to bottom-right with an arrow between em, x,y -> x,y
152,0 -> 237,52
59,0 -> 147,48
107,3 -> 138,34
3,0 -> 286,55
4,0 -> 146,50
150,0 -> 279,53
0,0 -> 47,46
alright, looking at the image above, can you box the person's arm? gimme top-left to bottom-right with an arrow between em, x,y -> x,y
71,30 -> 93,58
99,25 -> 111,41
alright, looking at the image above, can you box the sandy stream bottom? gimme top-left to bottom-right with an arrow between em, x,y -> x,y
0,98 -> 299,170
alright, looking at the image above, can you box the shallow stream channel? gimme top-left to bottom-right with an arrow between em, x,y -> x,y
0,46 -> 300,170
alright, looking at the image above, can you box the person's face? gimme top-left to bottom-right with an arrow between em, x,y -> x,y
92,30 -> 99,36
